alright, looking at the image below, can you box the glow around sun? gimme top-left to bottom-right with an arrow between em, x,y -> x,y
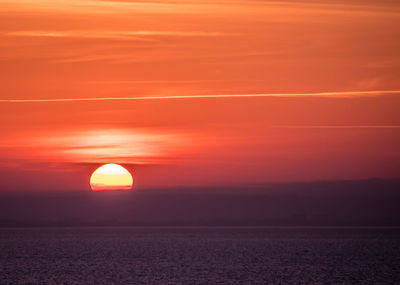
90,163 -> 133,191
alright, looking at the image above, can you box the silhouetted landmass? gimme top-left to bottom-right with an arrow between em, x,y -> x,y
0,178 -> 399,227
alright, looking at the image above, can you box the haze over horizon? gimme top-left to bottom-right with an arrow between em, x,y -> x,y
0,178 -> 399,227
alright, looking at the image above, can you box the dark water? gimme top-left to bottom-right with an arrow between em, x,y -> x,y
0,227 -> 400,284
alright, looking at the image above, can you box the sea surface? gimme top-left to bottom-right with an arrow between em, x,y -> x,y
0,227 -> 399,284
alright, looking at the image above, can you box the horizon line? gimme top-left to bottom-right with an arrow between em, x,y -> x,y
1,90 -> 400,103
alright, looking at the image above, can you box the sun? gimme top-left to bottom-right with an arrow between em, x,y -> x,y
90,163 -> 133,191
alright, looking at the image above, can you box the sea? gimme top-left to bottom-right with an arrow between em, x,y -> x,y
0,227 -> 399,284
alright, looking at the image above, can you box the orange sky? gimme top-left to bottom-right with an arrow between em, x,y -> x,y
0,0 -> 399,191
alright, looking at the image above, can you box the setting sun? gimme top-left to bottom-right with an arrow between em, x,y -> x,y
90,163 -> 133,191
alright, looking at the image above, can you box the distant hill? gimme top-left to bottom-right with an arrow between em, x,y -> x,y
1,178 -> 399,227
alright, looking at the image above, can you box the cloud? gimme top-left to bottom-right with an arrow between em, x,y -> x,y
0,0 -> 239,16
2,0 -> 399,16
4,30 -> 224,40
1,90 -> 400,103
272,125 -> 400,129
0,128 -> 192,165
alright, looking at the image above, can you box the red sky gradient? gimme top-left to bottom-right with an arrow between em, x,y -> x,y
0,0 -> 399,191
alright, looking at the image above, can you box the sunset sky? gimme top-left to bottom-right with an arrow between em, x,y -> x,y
0,0 -> 399,191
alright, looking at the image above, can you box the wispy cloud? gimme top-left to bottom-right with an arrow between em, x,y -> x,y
87,79 -> 265,84
0,128 -> 192,164
2,0 -> 399,16
0,0 -> 259,16
4,30 -> 223,40
1,90 -> 400,103
272,125 -> 400,129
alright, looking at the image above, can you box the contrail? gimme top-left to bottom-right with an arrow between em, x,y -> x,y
272,125 -> 400,129
1,90 -> 399,103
